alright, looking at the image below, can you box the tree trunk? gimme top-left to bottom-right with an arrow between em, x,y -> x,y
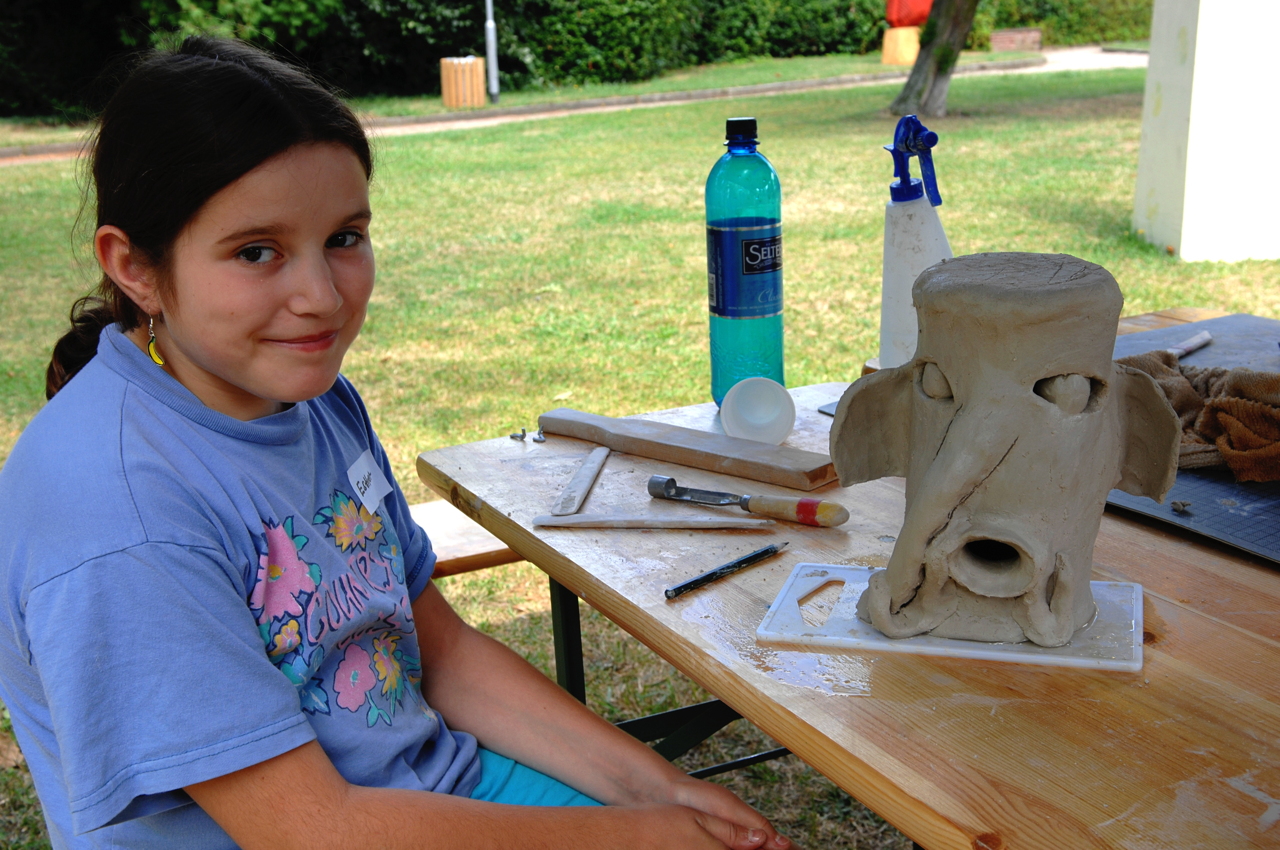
889,0 -> 981,117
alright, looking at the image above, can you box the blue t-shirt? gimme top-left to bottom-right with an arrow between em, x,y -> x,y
0,325 -> 480,848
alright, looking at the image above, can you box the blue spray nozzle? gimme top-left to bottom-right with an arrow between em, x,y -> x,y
884,115 -> 942,206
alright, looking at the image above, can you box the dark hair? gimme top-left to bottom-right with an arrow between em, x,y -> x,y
46,36 -> 373,399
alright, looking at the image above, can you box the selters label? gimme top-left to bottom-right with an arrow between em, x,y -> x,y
707,222 -> 783,319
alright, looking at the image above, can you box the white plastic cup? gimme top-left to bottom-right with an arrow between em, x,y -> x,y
719,377 -> 795,444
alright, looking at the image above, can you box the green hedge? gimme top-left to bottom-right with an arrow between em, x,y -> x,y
499,0 -> 703,86
968,0 -> 1152,49
0,0 -> 888,113
2,0 -> 1152,117
498,0 -> 886,85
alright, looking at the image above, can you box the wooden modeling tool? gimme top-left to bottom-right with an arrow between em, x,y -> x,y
532,514 -> 774,530
538,408 -> 836,491
551,447 -> 610,515
665,542 -> 790,599
1164,331 -> 1212,358
647,475 -> 849,527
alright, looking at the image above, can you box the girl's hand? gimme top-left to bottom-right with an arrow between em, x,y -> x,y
663,776 -> 794,849
623,803 -> 784,850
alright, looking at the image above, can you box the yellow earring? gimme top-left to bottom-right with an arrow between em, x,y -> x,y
147,316 -> 165,366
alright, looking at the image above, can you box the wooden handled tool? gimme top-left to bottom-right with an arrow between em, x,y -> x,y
538,408 -> 836,491
647,475 -> 849,527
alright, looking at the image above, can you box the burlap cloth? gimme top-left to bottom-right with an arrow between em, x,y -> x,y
1117,350 -> 1280,483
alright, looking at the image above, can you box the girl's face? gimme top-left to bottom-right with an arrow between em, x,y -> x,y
152,143 -> 374,420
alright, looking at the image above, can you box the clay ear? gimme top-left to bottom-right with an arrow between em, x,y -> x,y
829,366 -> 914,485
1114,363 -> 1180,501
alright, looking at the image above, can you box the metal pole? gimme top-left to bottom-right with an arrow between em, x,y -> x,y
484,0 -> 500,104
549,577 -> 585,702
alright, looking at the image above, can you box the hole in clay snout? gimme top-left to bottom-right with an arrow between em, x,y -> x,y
951,537 -> 1035,598
963,539 -> 1020,568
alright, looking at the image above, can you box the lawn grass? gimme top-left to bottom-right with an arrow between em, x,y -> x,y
0,49 -> 1036,149
1,67 -> 1278,849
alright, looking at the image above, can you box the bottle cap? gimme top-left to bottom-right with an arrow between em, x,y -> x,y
720,378 -> 795,444
725,117 -> 758,141
885,115 -> 943,206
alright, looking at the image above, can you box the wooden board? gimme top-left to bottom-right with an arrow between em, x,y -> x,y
1115,306 -> 1228,336
419,378 -> 1280,850
533,514 -> 774,529
538,407 -> 836,491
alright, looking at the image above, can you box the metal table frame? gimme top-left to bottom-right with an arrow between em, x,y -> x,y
550,577 -> 789,778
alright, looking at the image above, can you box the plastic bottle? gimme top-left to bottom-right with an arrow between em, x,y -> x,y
706,117 -> 784,406
879,114 -> 952,369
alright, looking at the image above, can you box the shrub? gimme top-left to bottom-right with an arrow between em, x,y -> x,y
500,0 -> 701,86
0,0 -> 145,118
766,0 -> 886,58
968,0 -> 1153,50
694,0 -> 775,63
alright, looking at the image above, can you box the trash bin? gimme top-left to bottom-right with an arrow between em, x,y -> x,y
441,57 -> 486,109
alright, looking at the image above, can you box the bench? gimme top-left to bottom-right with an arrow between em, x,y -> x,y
409,500 -> 521,578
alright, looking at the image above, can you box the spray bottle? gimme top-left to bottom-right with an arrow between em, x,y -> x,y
879,115 -> 952,369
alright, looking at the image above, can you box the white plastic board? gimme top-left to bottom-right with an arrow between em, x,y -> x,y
756,564 -> 1143,672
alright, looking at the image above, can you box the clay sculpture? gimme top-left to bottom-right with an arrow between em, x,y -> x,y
830,253 -> 1179,647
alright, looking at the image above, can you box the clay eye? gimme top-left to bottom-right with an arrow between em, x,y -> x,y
920,362 -> 953,400
1034,374 -> 1091,415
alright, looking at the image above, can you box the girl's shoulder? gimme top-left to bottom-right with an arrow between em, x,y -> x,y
4,354 -> 135,497
0,356 -> 152,584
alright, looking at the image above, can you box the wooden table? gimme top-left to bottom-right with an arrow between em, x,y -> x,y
417,308 -> 1280,849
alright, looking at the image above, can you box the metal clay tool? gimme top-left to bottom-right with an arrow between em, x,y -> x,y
647,475 -> 849,527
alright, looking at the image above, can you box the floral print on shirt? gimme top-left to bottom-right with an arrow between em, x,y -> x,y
249,489 -> 424,726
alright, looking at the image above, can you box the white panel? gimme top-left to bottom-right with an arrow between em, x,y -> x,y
1133,0 -> 1198,253
1179,1 -> 1280,261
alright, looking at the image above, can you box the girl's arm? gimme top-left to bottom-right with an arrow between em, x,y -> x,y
411,582 -> 789,847
187,739 -> 772,850
185,582 -> 793,850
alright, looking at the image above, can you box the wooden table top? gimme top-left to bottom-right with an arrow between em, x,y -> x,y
416,308 -> 1280,850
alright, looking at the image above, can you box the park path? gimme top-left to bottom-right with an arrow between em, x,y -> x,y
0,46 -> 1146,167
371,45 -> 1146,140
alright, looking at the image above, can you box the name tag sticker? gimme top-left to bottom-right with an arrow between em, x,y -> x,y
347,450 -> 394,512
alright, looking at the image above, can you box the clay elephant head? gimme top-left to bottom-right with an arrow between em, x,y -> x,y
830,253 -> 1179,647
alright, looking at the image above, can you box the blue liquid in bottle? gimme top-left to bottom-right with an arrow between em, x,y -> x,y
706,117 -> 784,406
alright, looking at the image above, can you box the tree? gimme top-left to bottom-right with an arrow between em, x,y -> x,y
889,0 -> 980,117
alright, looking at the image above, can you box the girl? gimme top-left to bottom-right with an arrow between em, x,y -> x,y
0,37 -> 793,850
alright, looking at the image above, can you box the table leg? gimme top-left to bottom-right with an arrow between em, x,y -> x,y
550,576 -> 586,703
548,578 -> 789,778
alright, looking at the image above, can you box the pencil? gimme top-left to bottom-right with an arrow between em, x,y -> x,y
664,541 -> 790,600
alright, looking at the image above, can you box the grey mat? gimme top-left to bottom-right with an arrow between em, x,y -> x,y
1108,314 -> 1280,565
